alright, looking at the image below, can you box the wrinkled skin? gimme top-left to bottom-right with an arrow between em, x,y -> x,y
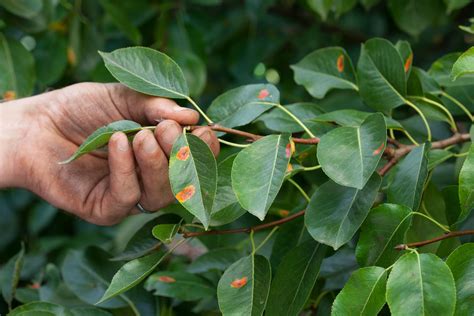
0,83 -> 219,225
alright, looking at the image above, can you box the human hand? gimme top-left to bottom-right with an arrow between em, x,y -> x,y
0,83 -> 219,225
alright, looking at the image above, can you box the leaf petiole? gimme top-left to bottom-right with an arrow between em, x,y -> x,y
404,99 -> 432,142
411,212 -> 450,233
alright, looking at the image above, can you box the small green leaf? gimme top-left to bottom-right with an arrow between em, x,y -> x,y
356,204 -> 412,267
217,255 -> 271,316
452,47 -> 474,81
291,47 -> 358,98
206,84 -> 279,129
444,0 -> 471,14
9,301 -> 112,316
98,0 -> 142,45
305,173 -> 381,250
312,109 -> 403,130
459,144 -> 474,222
60,120 -> 142,164
0,244 -> 25,308
188,248 -> 243,273
152,224 -> 179,244
446,243 -> 474,315
100,47 -> 189,99
266,240 -> 327,316
232,135 -> 291,220
331,267 -> 387,316
317,113 -> 386,189
98,250 -> 168,304
386,252 -> 456,316
429,53 -> 474,87
258,103 -> 323,133
145,271 -> 214,301
357,38 -> 406,113
387,143 -> 430,210
306,0 -> 332,20
428,149 -> 454,170
169,133 -> 217,229
396,40 -> 413,78
0,0 -> 42,18
388,0 -> 443,37
360,0 -> 381,10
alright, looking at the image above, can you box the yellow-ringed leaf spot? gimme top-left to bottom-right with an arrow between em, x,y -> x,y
286,163 -> 293,173
158,276 -> 176,283
176,146 -> 190,161
285,141 -> 295,159
3,90 -> 16,101
176,185 -> 196,203
404,53 -> 413,73
230,277 -> 248,288
48,21 -> 67,33
28,283 -> 41,289
337,54 -> 344,73
372,142 -> 385,156
279,209 -> 290,217
258,89 -> 270,100
67,47 -> 77,66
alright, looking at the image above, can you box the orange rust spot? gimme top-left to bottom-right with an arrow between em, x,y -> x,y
176,146 -> 190,161
258,89 -> 270,100
286,163 -> 293,173
67,47 -> 76,66
28,282 -> 41,289
404,53 -> 413,73
49,21 -> 67,33
3,90 -> 16,101
230,277 -> 248,288
337,54 -> 344,73
158,276 -> 176,283
176,185 -> 196,203
285,141 -> 295,159
279,209 -> 290,217
372,142 -> 385,156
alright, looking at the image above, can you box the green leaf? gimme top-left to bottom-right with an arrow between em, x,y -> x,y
306,0 -> 332,21
169,133 -> 217,229
9,302 -> 112,316
388,0 -> 443,37
0,244 -> 25,307
34,33 -> 68,87
206,84 -> 279,129
266,240 -> 327,316
452,47 -> 474,81
446,243 -> 474,315
60,120 -> 142,164
100,47 -> 189,99
188,248 -> 243,273
145,271 -> 215,301
331,267 -> 387,316
257,103 -> 323,133
312,109 -> 403,130
429,53 -> 474,87
0,0 -> 42,18
217,255 -> 271,316
387,143 -> 429,210
444,0 -> 471,14
291,47 -> 358,99
395,40 -> 413,78
357,38 -> 406,113
98,0 -> 142,45
170,50 -> 207,97
152,224 -> 179,244
210,155 -> 246,226
386,252 -> 456,316
459,144 -> 474,222
356,204 -> 412,267
428,149 -> 454,170
0,33 -> 35,98
305,173 -> 381,250
360,0 -> 381,10
317,113 -> 386,189
98,250 -> 167,304
232,135 -> 291,220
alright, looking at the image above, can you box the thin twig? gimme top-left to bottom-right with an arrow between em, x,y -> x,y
395,230 -> 474,250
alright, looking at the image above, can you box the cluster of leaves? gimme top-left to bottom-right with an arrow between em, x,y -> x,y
1,1 -> 474,316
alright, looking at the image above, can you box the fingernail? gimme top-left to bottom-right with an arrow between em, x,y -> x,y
143,133 -> 157,153
173,106 -> 192,112
162,122 -> 181,145
116,134 -> 129,152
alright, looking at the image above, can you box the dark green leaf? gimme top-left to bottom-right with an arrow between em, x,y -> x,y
356,203 -> 412,267
331,267 -> 387,316
291,47 -> 357,98
451,47 -> 474,81
360,0 -> 381,10
429,53 -> 474,87
395,40 -> 413,78
428,149 -> 454,170
266,240 -> 327,316
188,248 -> 243,273
444,0 -> 471,13
169,133 -> 217,229
9,301 -> 112,316
305,173 -> 381,250
257,103 -> 323,133
386,252 -> 456,316
100,47 -> 189,99
306,0 -> 332,21
446,243 -> 474,315
232,135 -> 291,220
459,144 -> 474,222
152,224 -> 179,244
98,0 -> 142,45
0,0 -> 42,18
312,109 -> 403,130
170,50 -> 207,97
0,244 -> 25,307
317,113 -> 386,189
388,0 -> 443,37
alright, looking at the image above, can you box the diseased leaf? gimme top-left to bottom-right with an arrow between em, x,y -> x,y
169,133 -> 217,229
100,47 -> 189,98
386,252 -> 456,316
206,84 -> 279,129
305,173 -> 381,250
291,47 -> 358,98
232,135 -> 291,220
446,243 -> 474,315
61,120 -> 142,164
217,255 -> 271,316
356,204 -> 412,267
395,40 -> 413,78
317,113 -> 386,189
459,144 -> 474,222
331,267 -> 387,316
387,143 -> 430,210
266,240 -> 327,316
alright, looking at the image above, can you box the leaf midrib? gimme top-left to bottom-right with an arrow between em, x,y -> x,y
359,269 -> 385,314
292,65 -> 359,90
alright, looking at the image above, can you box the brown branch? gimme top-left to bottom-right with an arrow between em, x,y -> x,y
395,230 -> 474,250
182,210 -> 305,238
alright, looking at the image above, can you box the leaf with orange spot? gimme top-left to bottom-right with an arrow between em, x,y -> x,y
230,276 -> 248,288
3,90 -> 16,101
258,89 -> 270,99
278,209 -> 290,217
372,142 -> 385,156
67,47 -> 77,66
158,275 -> 176,283
337,54 -> 344,72
169,133 -> 217,229
404,53 -> 413,73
